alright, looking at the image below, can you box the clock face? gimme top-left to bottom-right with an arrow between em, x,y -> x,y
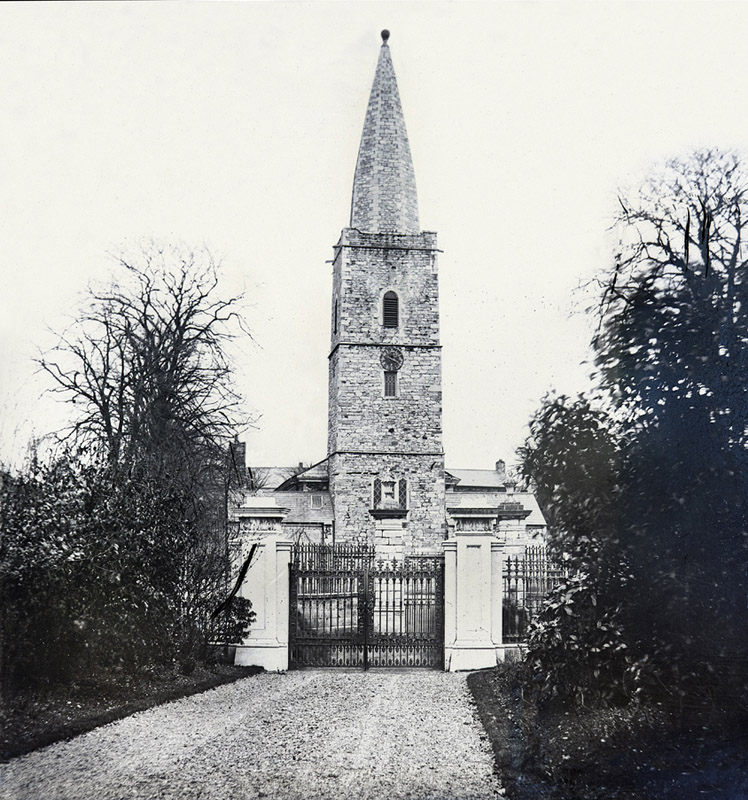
380,346 -> 404,371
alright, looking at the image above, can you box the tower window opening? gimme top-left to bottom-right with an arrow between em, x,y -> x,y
384,370 -> 397,397
333,299 -> 339,334
383,291 -> 399,328
372,477 -> 408,511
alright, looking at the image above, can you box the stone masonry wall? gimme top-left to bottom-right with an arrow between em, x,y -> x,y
328,229 -> 442,456
327,229 -> 445,553
328,451 -> 446,552
331,229 -> 439,348
329,345 -> 442,453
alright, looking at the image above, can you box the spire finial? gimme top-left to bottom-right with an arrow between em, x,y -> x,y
350,30 -> 419,234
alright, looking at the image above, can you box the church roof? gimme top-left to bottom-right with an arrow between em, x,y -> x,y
290,459 -> 329,482
246,466 -> 299,491
245,459 -> 329,492
446,468 -> 506,489
350,30 -> 420,235
276,458 -> 329,491
446,491 -> 547,527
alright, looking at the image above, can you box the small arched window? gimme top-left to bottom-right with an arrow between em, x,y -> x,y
333,298 -> 339,334
383,291 -> 399,328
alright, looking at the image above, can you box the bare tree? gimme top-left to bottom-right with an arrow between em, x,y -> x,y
39,243 -> 249,489
596,148 -> 748,443
603,148 -> 746,306
28,244 -> 254,669
246,466 -> 274,491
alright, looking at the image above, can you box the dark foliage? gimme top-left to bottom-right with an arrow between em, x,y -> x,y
519,397 -> 634,706
1,245 -> 254,696
469,664 -> 748,800
520,150 -> 748,708
1,451 -> 255,693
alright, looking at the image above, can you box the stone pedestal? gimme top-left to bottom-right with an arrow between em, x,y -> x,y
234,535 -> 291,671
374,518 -> 406,560
444,532 -> 505,671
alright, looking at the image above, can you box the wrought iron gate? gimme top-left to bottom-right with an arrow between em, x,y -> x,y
289,544 -> 444,669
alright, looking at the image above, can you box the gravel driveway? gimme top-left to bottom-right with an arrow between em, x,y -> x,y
0,670 -> 503,799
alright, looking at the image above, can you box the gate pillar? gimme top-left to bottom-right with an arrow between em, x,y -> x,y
444,532 -> 505,671
234,535 -> 292,671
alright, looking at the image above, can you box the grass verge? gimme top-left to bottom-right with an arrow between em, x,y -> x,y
468,664 -> 748,799
1,663 -> 262,762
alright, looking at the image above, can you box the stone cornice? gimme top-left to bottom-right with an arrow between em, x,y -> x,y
328,449 -> 444,458
328,341 -> 441,359
334,228 -> 439,252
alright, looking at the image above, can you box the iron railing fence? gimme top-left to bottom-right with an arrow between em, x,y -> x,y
291,543 -> 562,655
503,545 -> 567,643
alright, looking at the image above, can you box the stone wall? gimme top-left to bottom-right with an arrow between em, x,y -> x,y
329,229 -> 440,352
328,451 -> 446,552
329,344 -> 442,453
327,228 -> 445,554
327,229 -> 442,459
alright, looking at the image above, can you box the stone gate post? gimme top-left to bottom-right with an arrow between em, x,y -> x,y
234,535 -> 292,671
444,531 -> 506,671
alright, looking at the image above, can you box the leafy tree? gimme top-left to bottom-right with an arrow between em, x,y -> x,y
522,150 -> 748,706
598,148 -> 748,442
599,150 -> 748,665
520,395 -> 620,567
520,396 -> 633,705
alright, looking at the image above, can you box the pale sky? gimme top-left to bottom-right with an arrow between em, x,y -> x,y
3,1 -> 748,471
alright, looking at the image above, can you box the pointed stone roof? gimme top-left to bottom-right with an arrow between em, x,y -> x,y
350,31 -> 420,235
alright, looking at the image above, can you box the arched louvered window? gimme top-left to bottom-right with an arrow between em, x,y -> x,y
383,291 -> 399,328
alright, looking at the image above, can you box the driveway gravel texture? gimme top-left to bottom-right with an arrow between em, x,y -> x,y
0,670 -> 504,800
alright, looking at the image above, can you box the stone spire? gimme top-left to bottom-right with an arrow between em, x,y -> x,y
350,30 -> 420,235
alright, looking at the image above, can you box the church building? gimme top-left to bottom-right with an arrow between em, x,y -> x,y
229,31 -> 546,558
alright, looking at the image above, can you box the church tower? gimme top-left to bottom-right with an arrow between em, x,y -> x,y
327,31 -> 446,554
